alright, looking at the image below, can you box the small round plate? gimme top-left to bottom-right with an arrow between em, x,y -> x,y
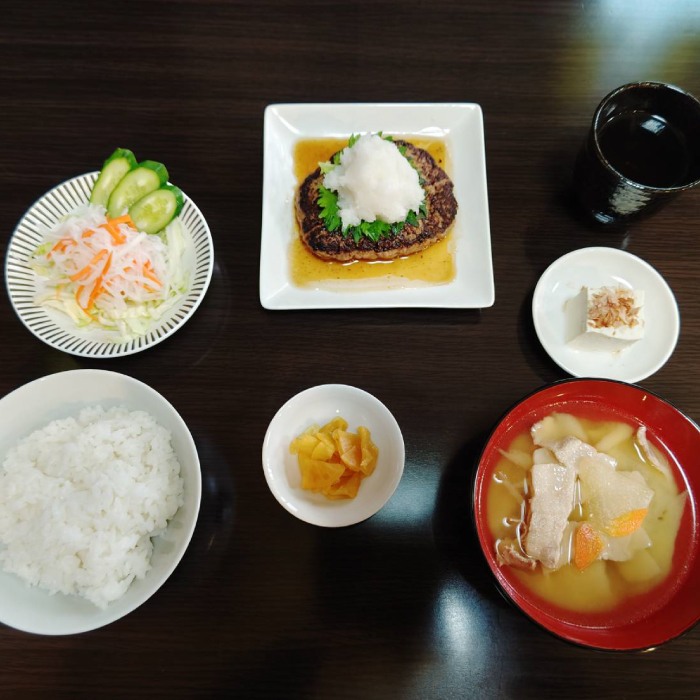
532,247 -> 679,383
5,172 -> 214,358
262,384 -> 405,527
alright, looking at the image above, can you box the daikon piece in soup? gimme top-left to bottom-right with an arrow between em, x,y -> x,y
486,412 -> 689,621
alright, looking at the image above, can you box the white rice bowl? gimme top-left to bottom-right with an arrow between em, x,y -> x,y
0,370 -> 201,635
0,407 -> 184,609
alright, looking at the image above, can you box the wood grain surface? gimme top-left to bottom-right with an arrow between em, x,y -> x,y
1,1 -> 700,698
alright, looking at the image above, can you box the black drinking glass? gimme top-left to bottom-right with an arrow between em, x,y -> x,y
574,82 -> 700,224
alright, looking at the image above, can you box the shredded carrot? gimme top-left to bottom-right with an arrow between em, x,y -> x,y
109,214 -> 136,229
99,221 -> 125,245
75,285 -> 86,310
87,290 -> 101,311
87,252 -> 113,311
69,249 -> 108,282
53,237 -> 72,250
81,229 -> 95,239
143,266 -> 162,287
102,251 -> 112,277
48,237 -> 75,258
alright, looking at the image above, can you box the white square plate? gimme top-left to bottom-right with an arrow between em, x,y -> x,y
260,103 -> 494,309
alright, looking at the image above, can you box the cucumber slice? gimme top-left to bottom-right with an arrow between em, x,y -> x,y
89,148 -> 137,207
107,160 -> 169,218
129,185 -> 184,234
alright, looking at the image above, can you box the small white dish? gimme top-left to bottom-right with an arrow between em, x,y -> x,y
0,369 -> 201,635
260,103 -> 494,309
262,384 -> 405,527
532,247 -> 680,383
5,172 -> 214,358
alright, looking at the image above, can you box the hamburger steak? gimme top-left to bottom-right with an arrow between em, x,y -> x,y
295,140 -> 458,262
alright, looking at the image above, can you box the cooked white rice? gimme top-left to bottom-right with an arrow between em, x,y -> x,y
0,406 -> 184,609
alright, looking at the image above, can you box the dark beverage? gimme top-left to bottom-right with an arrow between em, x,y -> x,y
597,111 -> 690,188
573,82 -> 700,225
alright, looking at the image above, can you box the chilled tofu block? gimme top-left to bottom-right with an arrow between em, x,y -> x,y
524,462 -> 576,569
567,286 -> 644,351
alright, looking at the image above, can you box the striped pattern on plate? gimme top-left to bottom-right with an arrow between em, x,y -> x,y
4,172 -> 214,358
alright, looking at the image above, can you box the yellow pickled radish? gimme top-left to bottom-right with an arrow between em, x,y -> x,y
291,418 -> 379,499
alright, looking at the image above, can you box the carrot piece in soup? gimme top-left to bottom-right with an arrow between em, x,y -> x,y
605,508 -> 649,538
574,523 -> 604,571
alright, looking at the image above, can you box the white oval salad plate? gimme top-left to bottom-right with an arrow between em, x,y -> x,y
5,172 -> 214,358
262,384 -> 405,527
0,369 -> 201,635
532,247 -> 680,383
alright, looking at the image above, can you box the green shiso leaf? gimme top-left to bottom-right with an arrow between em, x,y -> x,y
406,209 -> 418,226
344,219 -> 394,243
405,156 -> 427,185
348,133 -> 361,148
317,186 -> 341,232
319,160 -> 335,174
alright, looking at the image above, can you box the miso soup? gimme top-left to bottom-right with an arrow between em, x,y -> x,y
486,411 -> 691,625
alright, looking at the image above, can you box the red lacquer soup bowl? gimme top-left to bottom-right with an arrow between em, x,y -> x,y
473,378 -> 700,651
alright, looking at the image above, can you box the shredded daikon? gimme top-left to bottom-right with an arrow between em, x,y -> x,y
30,204 -> 188,340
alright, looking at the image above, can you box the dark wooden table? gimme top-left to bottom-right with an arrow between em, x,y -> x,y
2,1 -> 700,698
